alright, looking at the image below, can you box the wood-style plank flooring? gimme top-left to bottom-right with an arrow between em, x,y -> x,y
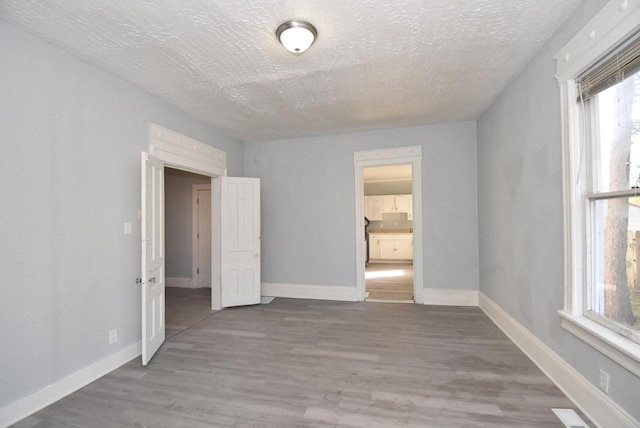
14,293 -> 588,427
165,287 -> 215,338
366,262 -> 414,301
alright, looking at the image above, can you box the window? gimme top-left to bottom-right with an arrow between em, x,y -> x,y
556,2 -> 640,376
581,58 -> 640,344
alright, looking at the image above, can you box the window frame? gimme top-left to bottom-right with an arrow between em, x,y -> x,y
556,0 -> 640,378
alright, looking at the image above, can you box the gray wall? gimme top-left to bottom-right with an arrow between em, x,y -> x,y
244,122 -> 478,291
477,0 -> 640,420
0,21 -> 243,409
165,169 -> 210,279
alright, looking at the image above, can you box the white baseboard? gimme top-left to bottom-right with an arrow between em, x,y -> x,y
0,342 -> 141,428
262,283 -> 358,302
166,277 -> 194,288
479,293 -> 639,428
422,289 -> 479,306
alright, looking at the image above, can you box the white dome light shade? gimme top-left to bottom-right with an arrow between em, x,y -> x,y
276,21 -> 317,54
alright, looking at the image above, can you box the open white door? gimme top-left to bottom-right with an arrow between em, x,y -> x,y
213,177 -> 261,308
141,152 -> 165,365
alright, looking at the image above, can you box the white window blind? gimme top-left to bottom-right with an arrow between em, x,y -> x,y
577,30 -> 640,100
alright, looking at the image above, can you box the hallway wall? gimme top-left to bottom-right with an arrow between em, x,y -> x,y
165,169 -> 210,282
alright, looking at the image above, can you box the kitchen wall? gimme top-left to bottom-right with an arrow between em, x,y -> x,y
364,180 -> 412,196
477,0 -> 640,420
165,168 -> 210,281
0,20 -> 243,411
365,180 -> 413,230
244,122 -> 478,292
368,212 -> 412,232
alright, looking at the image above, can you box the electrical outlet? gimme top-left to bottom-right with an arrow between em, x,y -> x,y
109,329 -> 118,345
599,369 -> 609,394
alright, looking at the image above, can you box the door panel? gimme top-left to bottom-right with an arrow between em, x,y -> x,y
141,152 -> 165,366
216,177 -> 261,308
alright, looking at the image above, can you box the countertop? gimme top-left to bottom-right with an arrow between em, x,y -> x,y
369,229 -> 412,234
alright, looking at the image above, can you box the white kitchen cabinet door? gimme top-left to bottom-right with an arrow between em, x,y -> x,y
396,239 -> 413,260
395,195 -> 410,214
382,195 -> 396,213
407,195 -> 413,220
369,238 -> 380,259
379,240 -> 396,259
381,194 -> 412,214
365,196 -> 383,220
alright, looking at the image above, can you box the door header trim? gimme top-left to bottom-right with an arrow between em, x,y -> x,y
149,123 -> 227,177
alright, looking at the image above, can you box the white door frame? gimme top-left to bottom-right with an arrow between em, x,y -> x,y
192,183 -> 212,288
148,123 -> 227,309
354,146 -> 423,303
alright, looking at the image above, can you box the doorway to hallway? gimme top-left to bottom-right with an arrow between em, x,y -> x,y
164,167 -> 214,337
141,123 -> 261,365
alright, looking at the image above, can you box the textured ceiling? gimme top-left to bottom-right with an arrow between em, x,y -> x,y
0,0 -> 583,142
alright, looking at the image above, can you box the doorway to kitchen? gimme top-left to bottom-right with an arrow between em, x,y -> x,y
364,164 -> 414,302
354,146 -> 423,304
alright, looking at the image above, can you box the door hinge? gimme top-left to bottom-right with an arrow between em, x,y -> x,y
197,268 -> 199,274
197,233 -> 199,239
197,198 -> 199,204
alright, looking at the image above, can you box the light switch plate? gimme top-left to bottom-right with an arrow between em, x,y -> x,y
124,222 -> 132,235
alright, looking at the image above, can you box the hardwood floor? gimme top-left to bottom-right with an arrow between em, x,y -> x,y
365,262 -> 413,301
14,296 -> 588,427
165,286 -> 215,338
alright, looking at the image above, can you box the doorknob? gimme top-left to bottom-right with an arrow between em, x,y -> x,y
148,277 -> 156,283
135,278 -> 143,284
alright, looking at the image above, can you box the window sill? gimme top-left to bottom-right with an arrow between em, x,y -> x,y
558,310 -> 640,377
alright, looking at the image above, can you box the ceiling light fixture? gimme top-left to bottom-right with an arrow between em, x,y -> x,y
276,20 -> 317,55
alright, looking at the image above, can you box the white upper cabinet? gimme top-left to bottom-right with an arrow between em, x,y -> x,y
395,195 -> 410,213
365,196 -> 383,220
382,195 -> 396,213
381,194 -> 412,214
